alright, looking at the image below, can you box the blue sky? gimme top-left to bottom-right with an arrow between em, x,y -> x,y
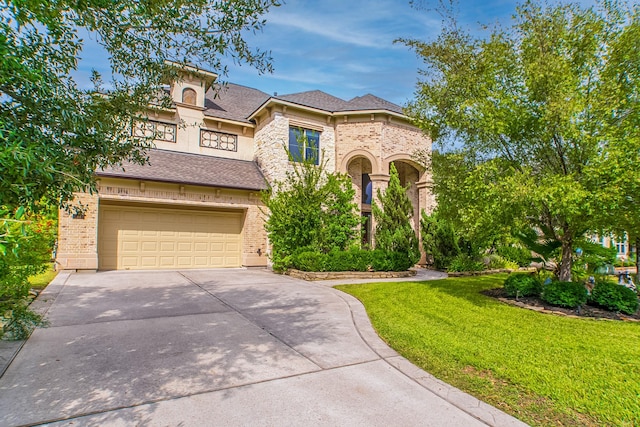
220,0 -> 515,105
77,0 -> 596,107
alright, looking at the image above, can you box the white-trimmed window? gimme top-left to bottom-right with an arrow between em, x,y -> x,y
289,127 -> 319,165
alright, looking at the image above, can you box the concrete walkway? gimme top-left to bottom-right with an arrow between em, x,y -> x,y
0,269 -> 527,427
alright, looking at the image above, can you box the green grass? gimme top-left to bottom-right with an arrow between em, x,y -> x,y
336,275 -> 640,427
28,264 -> 57,292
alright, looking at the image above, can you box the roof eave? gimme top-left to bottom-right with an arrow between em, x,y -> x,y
333,109 -> 408,120
248,98 -> 333,120
202,114 -> 256,127
95,172 -> 267,192
248,99 -> 409,121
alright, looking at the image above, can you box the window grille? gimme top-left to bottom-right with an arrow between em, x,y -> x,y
134,120 -> 176,143
200,129 -> 238,152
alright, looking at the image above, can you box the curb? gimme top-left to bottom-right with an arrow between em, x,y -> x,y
328,285 -> 529,427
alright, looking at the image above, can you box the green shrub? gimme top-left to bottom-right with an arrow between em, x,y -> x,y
373,163 -> 420,266
291,248 -> 413,272
262,150 -> 360,272
496,245 -> 531,267
370,250 -> 394,271
541,281 -> 588,309
485,254 -> 519,270
293,251 -> 326,272
1,213 -> 55,339
503,273 -> 542,297
589,281 -> 639,315
447,254 -> 484,272
323,248 -> 370,272
421,211 -> 461,270
370,250 -> 414,272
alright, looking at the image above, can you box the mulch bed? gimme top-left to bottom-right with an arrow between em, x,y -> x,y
482,288 -> 640,322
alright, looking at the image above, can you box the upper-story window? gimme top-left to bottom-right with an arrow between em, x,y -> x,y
200,129 -> 238,152
289,127 -> 319,165
134,120 -> 176,143
182,88 -> 197,105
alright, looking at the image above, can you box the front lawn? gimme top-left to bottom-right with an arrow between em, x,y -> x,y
28,263 -> 57,292
336,274 -> 640,427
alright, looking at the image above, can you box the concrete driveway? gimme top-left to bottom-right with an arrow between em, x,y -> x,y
0,269 -> 526,426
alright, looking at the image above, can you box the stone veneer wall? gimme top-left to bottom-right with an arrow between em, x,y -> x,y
56,178 -> 268,270
254,113 -> 337,185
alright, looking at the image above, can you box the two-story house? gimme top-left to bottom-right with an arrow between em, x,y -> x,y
56,65 -> 434,271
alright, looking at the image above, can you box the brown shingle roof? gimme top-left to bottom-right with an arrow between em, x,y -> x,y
343,94 -> 404,114
204,83 -> 270,124
272,90 -> 404,115
275,90 -> 351,112
97,149 -> 268,191
201,82 -> 405,121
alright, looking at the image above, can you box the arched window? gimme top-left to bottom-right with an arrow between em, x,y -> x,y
182,88 -> 197,105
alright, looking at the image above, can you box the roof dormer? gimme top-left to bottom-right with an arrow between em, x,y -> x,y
165,61 -> 217,110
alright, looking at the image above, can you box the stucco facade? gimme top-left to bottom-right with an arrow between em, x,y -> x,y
57,67 -> 433,271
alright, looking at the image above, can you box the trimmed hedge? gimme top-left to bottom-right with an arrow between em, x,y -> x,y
290,248 -> 414,272
503,273 -> 542,297
541,281 -> 588,309
447,254 -> 484,272
589,281 -> 639,315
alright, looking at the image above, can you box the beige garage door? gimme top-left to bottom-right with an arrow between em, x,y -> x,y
98,204 -> 243,270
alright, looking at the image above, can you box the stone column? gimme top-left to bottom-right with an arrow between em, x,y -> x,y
416,178 -> 434,265
368,173 -> 390,248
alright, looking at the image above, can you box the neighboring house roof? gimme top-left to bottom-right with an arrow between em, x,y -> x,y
97,149 -> 268,191
204,83 -> 271,124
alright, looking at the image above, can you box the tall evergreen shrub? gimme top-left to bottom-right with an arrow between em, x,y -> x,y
372,163 -> 420,266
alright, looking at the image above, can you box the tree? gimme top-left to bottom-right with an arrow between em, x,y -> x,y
1,0 -> 278,215
591,9 -> 640,283
1,0 -> 278,337
420,209 -> 461,269
261,149 -> 361,271
373,163 -> 420,265
402,0 -> 638,281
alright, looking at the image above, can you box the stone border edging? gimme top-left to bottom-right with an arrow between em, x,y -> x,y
448,267 -> 537,277
496,297 -> 640,322
286,269 -> 417,281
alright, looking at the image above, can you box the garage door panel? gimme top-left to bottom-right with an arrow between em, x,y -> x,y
160,242 -> 175,252
141,257 -> 158,267
122,241 -> 140,252
141,241 -> 158,252
226,242 -> 240,251
194,242 -> 209,252
160,257 -> 176,266
99,205 -> 243,270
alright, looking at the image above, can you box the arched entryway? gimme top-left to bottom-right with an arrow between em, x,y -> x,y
346,156 -> 374,246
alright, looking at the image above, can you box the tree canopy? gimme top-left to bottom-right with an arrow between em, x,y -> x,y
1,0 -> 279,214
402,0 -> 640,281
0,0 -> 279,337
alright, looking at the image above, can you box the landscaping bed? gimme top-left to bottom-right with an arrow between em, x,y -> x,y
482,287 -> 640,321
287,269 -> 416,281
